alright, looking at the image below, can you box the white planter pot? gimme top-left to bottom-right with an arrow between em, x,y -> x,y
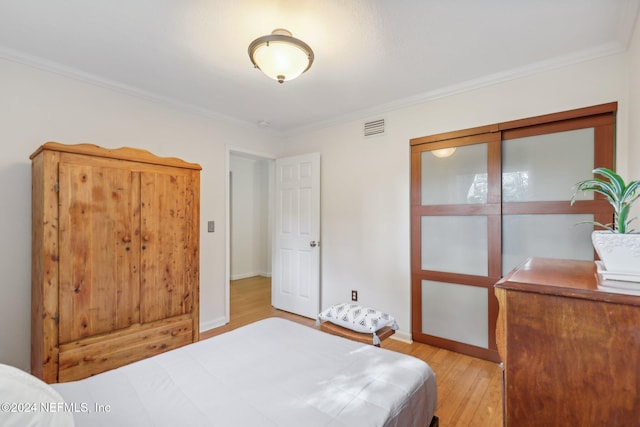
592,231 -> 640,274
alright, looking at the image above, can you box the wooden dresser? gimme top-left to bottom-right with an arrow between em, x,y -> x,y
31,142 -> 201,383
495,257 -> 640,426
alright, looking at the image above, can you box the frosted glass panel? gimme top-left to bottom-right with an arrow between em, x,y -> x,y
502,214 -> 595,275
422,143 -> 488,205
421,216 -> 488,275
421,280 -> 488,348
502,128 -> 594,202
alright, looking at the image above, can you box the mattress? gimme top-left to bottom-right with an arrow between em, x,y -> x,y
52,317 -> 437,426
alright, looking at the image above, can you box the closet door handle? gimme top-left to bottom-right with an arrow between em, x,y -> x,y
309,241 -> 319,248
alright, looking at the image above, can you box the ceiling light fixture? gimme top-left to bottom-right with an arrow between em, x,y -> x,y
248,29 -> 314,84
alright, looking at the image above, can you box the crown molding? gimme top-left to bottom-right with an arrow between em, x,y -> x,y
284,40 -> 629,137
0,38 -> 631,139
0,45 -> 257,131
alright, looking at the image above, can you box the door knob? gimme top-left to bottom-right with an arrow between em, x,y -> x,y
310,241 -> 319,248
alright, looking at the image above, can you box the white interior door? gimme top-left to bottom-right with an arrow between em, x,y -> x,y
272,153 -> 320,318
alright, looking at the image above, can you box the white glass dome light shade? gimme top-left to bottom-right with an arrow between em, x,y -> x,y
248,29 -> 314,83
252,41 -> 309,82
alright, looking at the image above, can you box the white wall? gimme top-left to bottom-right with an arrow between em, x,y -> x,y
281,52 -> 633,340
230,155 -> 271,279
0,57 -> 281,371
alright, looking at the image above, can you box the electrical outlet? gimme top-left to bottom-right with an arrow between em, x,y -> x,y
351,290 -> 358,301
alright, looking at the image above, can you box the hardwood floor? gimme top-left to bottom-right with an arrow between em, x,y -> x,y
201,276 -> 503,427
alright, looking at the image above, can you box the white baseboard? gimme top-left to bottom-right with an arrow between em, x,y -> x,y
390,330 -> 413,344
230,272 -> 272,280
199,316 -> 227,333
230,272 -> 258,280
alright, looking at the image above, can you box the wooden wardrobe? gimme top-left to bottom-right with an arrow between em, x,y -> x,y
31,142 -> 201,383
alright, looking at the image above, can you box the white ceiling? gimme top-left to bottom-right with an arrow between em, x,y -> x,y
0,1 -> 638,133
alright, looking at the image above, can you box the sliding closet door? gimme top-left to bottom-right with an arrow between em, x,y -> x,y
411,131 -> 502,361
411,103 -> 616,361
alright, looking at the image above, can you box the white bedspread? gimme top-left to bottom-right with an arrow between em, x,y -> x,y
53,318 -> 437,427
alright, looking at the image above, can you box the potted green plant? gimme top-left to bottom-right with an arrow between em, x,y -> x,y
571,167 -> 640,274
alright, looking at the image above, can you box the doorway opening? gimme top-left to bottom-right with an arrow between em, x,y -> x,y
227,150 -> 275,323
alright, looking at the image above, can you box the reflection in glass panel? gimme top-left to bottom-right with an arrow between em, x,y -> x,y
422,216 -> 488,275
502,128 -> 594,202
422,143 -> 488,205
421,280 -> 488,348
502,214 -> 595,275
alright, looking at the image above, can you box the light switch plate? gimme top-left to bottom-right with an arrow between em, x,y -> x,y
207,221 -> 215,233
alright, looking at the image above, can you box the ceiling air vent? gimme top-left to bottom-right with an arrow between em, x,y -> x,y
364,119 -> 385,137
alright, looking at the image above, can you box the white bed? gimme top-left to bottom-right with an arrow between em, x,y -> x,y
7,318 -> 438,426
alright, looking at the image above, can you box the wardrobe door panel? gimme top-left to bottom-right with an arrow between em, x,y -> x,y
58,161 -> 139,343
140,170 -> 197,323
